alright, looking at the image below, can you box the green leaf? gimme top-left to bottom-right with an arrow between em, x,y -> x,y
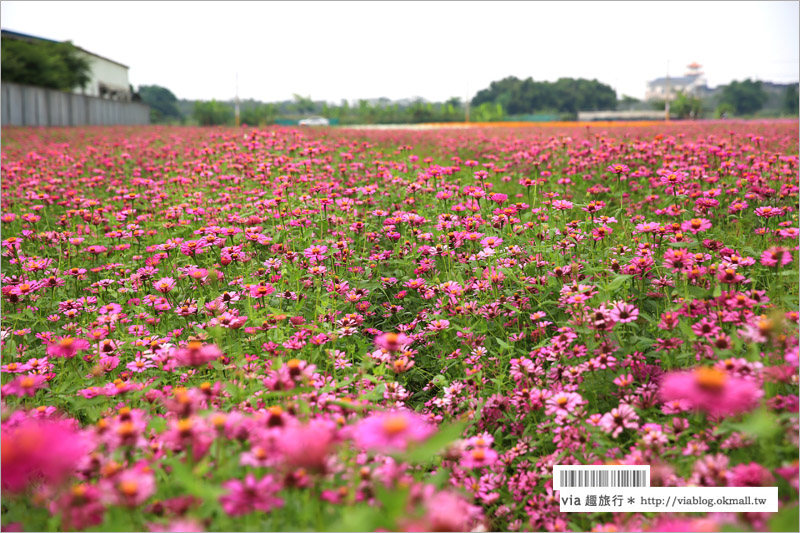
730,407 -> 781,440
667,241 -> 699,249
768,504 -> 799,532
607,274 -> 632,292
402,420 -> 467,464
330,505 -> 385,532
169,459 -> 224,501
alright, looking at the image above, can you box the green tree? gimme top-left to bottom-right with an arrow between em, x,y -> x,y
670,91 -> 703,119
138,85 -> 182,123
719,79 -> 767,116
292,94 -> 315,115
1,36 -> 91,91
784,85 -> 799,116
471,76 -> 616,115
240,103 -> 276,126
193,100 -> 234,126
472,102 -> 505,122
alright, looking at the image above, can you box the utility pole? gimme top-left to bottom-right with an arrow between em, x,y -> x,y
465,80 -> 470,123
235,72 -> 241,127
665,60 -> 670,121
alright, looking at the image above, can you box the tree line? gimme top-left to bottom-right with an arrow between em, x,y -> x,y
1,34 -> 796,124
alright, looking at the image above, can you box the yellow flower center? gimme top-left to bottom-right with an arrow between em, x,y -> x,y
694,367 -> 727,392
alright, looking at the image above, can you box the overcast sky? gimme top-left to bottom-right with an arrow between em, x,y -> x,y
2,1 -> 798,103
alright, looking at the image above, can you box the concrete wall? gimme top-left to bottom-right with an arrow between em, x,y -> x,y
1,82 -> 150,126
578,110 -> 667,121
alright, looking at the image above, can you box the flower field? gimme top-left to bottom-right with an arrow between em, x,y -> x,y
1,120 -> 798,532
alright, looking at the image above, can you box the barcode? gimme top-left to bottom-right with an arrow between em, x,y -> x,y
559,469 -> 648,488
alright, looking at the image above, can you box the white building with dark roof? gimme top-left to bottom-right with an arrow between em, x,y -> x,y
646,62 -> 708,101
1,29 -> 132,101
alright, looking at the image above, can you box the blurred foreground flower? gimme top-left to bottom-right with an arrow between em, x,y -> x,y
1,418 -> 89,493
658,367 -> 761,417
354,410 -> 434,453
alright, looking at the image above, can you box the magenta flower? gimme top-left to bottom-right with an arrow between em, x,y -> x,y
249,283 -> 276,298
480,236 -> 503,248
278,420 -> 336,473
551,199 -> 573,211
172,342 -> 223,367
303,245 -> 328,262
46,337 -> 90,358
1,374 -> 48,397
374,332 -> 411,352
219,474 -> 284,516
599,403 -> 640,438
658,367 -> 762,417
353,410 -> 434,453
460,446 -> 499,469
1,419 -> 90,493
544,392 -> 584,416
51,483 -> 105,531
680,218 -> 712,234
761,246 -> 793,267
110,463 -> 156,507
489,193 -> 508,205
607,164 -> 630,174
728,462 -> 775,487
754,206 -> 784,219
427,319 -> 450,332
609,302 -> 639,324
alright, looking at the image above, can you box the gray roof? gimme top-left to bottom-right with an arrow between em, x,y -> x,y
2,28 -> 129,69
648,75 -> 703,87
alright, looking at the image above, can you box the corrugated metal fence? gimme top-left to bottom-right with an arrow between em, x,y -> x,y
1,82 -> 150,127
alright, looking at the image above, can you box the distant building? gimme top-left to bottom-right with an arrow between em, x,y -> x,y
1,29 -> 132,101
646,62 -> 708,101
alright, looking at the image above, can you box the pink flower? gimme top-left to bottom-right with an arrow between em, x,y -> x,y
374,332 -> 411,352
249,283 -> 276,298
609,302 -> 639,324
102,462 -> 156,508
599,403 -> 640,438
662,249 -> 694,272
1,419 -> 90,493
728,462 -> 775,487
754,206 -> 784,219
544,392 -> 584,416
278,420 -> 336,473
148,519 -> 205,532
219,474 -> 284,516
760,246 -> 793,267
46,337 -> 90,358
427,319 -> 450,332
607,164 -> 630,175
153,277 -> 176,293
423,490 -> 480,532
126,357 -> 157,373
490,193 -> 508,205
353,410 -> 434,453
51,483 -> 105,531
303,245 -> 328,262
480,236 -> 503,248
680,218 -> 712,234
460,446 -> 498,469
658,367 -> 762,417
551,200 -> 573,211
172,342 -> 223,367
1,374 -> 48,397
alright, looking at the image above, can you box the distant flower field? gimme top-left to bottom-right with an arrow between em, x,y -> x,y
1,121 -> 798,532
